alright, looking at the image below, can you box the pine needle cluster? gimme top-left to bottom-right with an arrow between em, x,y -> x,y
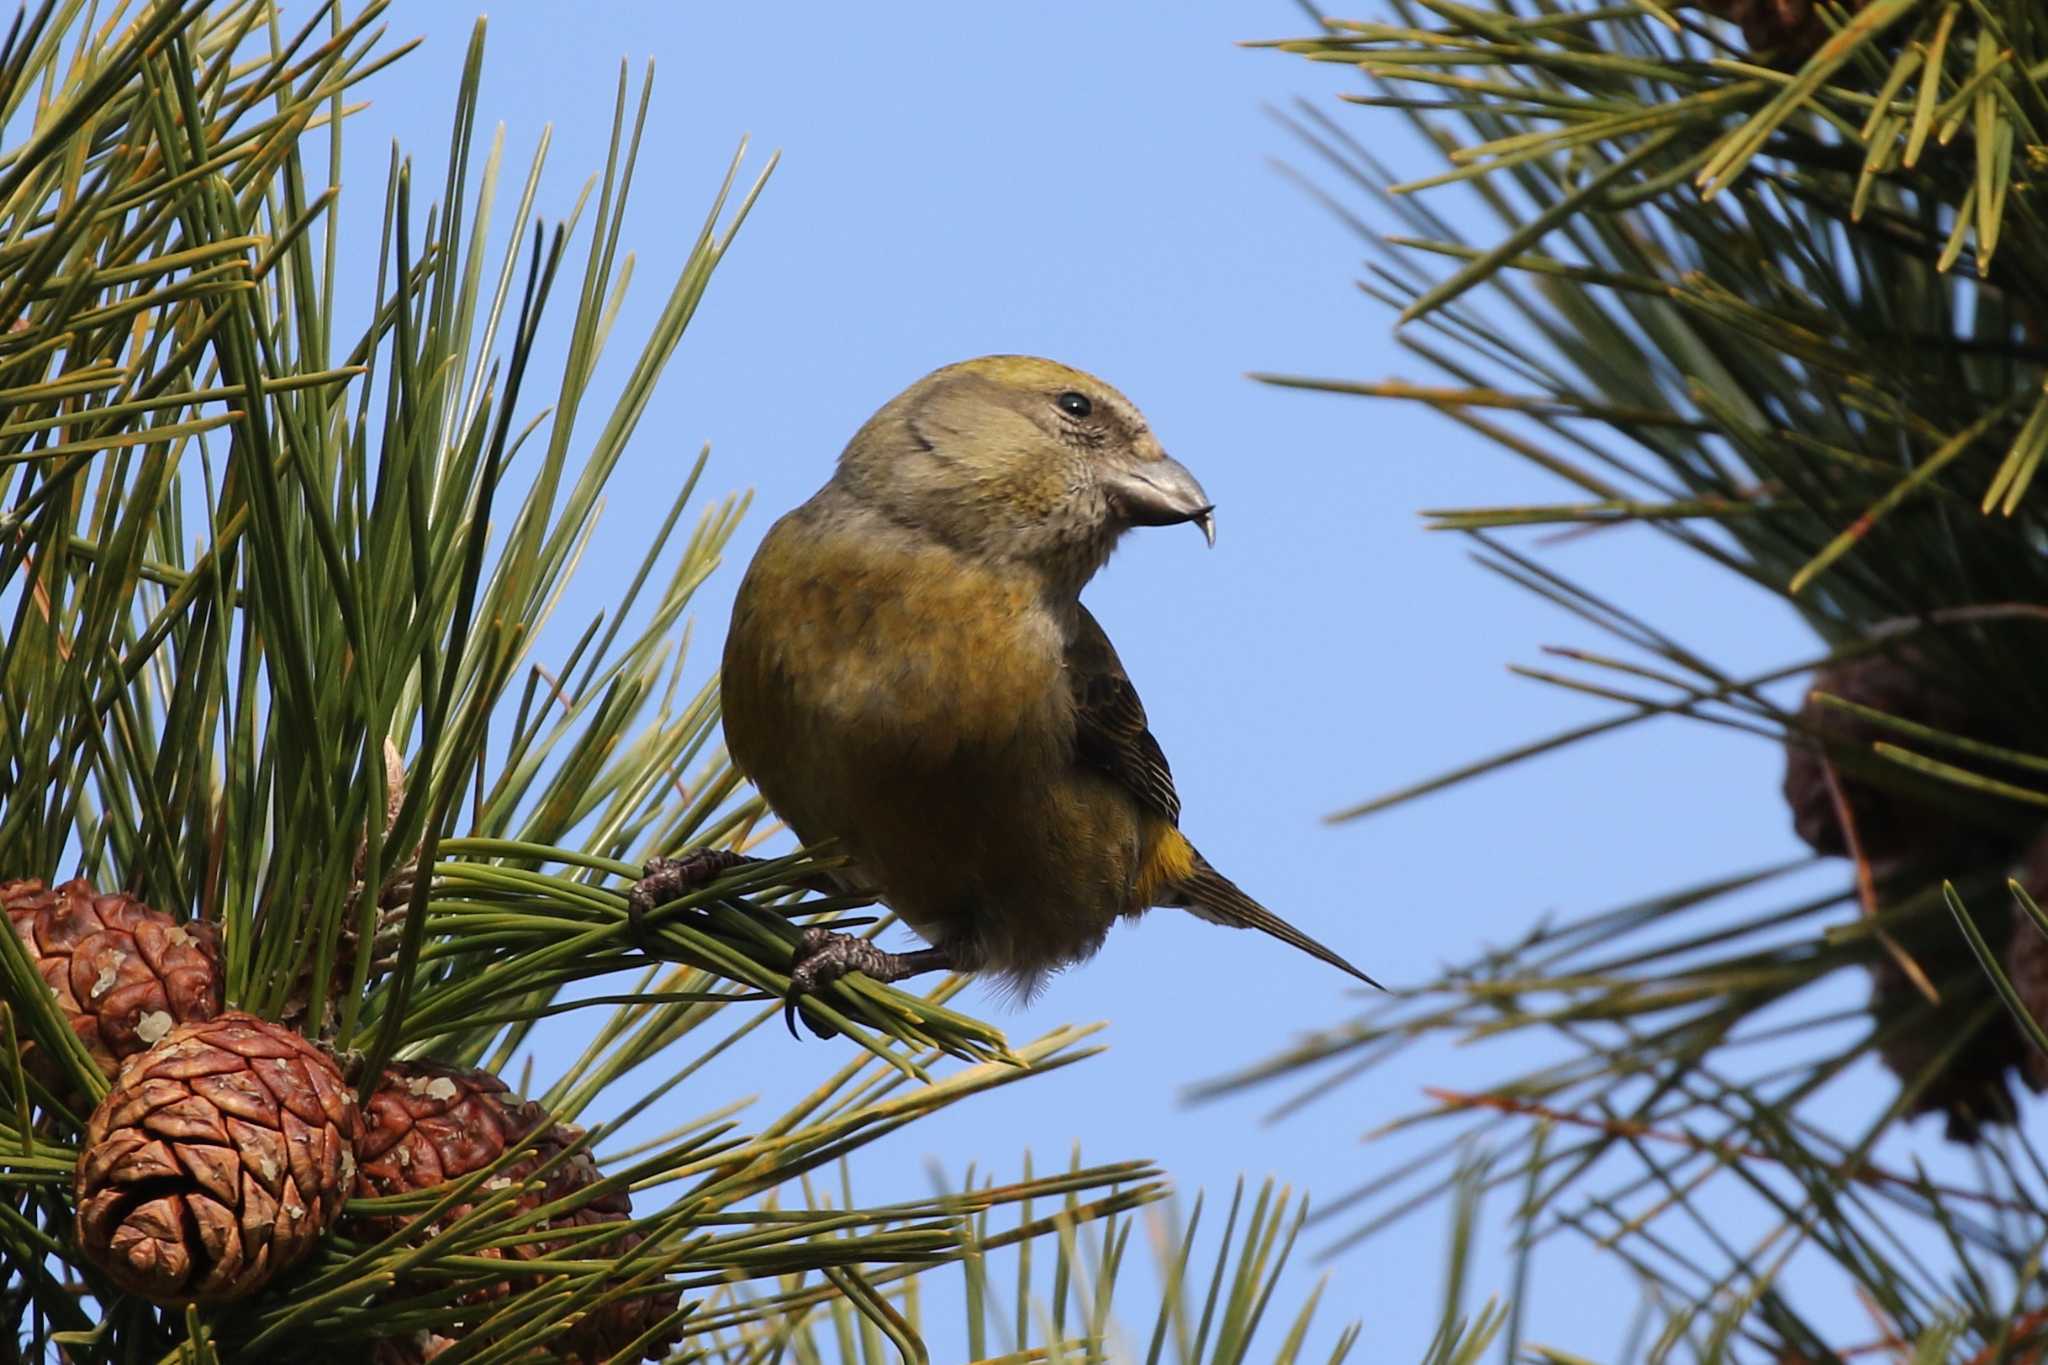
1227,0 -> 2048,1358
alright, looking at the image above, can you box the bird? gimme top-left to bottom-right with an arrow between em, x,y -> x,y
633,355 -> 1376,1035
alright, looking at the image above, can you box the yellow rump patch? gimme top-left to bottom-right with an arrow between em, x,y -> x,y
1136,823 -> 1197,906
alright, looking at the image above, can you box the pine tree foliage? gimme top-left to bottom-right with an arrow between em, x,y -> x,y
0,3 -> 1357,1360
695,1174 -> 1369,1365
1219,0 -> 2048,1358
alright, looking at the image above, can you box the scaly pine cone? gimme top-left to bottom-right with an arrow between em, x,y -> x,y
353,1062 -> 680,1364
1688,0 -> 1871,60
371,1332 -> 456,1364
73,1012 -> 360,1304
2006,829 -> 2048,1093
1782,650 -> 2004,866
1870,953 -> 2024,1142
1867,872 -> 2030,1144
4,878 -> 221,1086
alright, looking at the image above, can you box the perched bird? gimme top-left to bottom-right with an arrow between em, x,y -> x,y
641,356 -> 1375,1034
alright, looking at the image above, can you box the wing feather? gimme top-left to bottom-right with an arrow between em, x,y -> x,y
1066,607 -> 1180,826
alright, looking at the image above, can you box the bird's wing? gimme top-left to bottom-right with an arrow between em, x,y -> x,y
1067,608 -> 1380,988
1065,605 -> 1181,827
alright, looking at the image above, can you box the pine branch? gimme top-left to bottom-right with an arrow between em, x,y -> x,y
1227,1 -> 2048,1356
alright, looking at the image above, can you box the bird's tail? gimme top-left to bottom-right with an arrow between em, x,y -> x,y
1165,852 -> 1380,988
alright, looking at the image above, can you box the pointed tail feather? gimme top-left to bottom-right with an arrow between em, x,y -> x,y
1166,854 -> 1380,988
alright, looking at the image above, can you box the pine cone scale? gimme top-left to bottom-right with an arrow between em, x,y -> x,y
193,1068 -> 277,1125
148,1040 -> 254,1082
180,1142 -> 241,1205
82,1133 -> 173,1188
236,1172 -> 282,1255
104,1197 -> 192,1297
282,1107 -> 343,1198
189,1198 -> 244,1280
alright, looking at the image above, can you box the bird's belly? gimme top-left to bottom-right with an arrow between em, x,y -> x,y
844,763 -> 1141,973
751,713 -> 1144,972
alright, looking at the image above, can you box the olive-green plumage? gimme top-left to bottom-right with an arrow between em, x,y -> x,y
721,356 -> 1373,998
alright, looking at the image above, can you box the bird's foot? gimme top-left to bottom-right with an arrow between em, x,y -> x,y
627,849 -> 759,948
784,927 -> 953,1039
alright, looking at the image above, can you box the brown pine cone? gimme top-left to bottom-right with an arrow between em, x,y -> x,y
1870,950 -> 2024,1142
1781,650 -> 2004,866
4,878 -> 221,1085
371,1332 -> 456,1364
2006,829 -> 2048,1093
1689,0 -> 1871,60
2008,911 -> 2048,1095
354,1062 -> 679,1364
1866,863 -> 2034,1144
73,1012 -> 360,1304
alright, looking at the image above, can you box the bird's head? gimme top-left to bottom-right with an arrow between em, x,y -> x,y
832,355 -> 1214,594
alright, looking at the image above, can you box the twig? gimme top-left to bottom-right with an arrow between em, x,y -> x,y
1848,1283 -> 1910,1363
1962,1307 -> 2048,1365
1817,753 -> 1940,1005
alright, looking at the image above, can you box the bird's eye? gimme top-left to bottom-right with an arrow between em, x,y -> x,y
1056,391 -> 1093,419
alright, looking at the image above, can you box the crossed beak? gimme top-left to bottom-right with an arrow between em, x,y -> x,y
1110,455 -> 1216,547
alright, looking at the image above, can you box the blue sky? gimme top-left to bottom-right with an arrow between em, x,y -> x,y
332,4 -> 1869,1357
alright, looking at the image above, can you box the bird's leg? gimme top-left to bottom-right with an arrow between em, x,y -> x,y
626,849 -> 761,947
785,926 -> 955,1039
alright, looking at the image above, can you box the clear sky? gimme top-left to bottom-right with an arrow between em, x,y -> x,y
330,4 -> 1865,1357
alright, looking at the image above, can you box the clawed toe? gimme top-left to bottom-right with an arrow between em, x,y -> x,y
784,1004 -> 838,1040
626,849 -> 755,949
783,926 -> 852,1039
778,929 -> 958,1041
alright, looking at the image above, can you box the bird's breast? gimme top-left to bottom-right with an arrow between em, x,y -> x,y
722,517 -> 1072,787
